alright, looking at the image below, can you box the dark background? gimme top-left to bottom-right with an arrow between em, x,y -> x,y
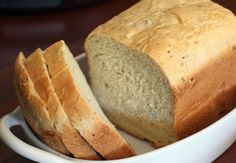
0,0 -> 236,162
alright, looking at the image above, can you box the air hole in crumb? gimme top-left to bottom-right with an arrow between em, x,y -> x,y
144,19 -> 149,24
181,77 -> 185,82
105,83 -> 108,88
190,77 -> 194,82
92,134 -> 95,137
182,56 -> 185,59
167,50 -> 170,53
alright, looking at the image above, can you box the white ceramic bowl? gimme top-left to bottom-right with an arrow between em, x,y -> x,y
0,54 -> 236,163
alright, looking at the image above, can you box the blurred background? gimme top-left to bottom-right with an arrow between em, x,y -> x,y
0,0 -> 236,162
0,0 -> 139,68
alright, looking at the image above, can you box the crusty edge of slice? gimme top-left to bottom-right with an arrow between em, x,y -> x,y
43,40 -> 135,159
26,49 -> 101,160
14,52 -> 70,154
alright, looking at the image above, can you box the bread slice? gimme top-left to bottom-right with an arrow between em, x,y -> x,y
43,40 -> 135,159
14,53 -> 70,154
25,49 -> 100,160
85,0 -> 236,147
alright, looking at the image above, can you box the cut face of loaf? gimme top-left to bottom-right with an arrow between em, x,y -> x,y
43,40 -> 135,159
85,0 -> 236,147
86,37 -> 176,146
25,50 -> 100,160
14,53 -> 70,154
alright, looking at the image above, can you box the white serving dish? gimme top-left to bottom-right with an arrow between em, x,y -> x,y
0,54 -> 236,163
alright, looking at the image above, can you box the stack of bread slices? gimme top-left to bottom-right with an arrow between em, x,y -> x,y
14,40 -> 135,160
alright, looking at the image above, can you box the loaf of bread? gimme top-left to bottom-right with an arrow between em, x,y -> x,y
43,41 -> 135,159
85,0 -> 236,147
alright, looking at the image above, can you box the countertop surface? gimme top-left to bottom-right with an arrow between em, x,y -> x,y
0,0 -> 236,162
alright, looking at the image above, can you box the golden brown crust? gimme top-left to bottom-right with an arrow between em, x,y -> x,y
26,50 -> 100,160
44,41 -> 135,159
14,53 -> 70,154
174,45 -> 236,138
75,97 -> 135,159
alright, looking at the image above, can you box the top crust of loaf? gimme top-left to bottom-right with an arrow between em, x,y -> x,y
43,40 -> 135,159
25,50 -> 100,160
87,0 -> 236,87
14,53 -> 69,154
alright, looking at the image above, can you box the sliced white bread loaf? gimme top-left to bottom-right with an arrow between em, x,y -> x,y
43,40 -> 135,159
25,49 -> 100,160
85,0 -> 236,147
14,53 -> 70,154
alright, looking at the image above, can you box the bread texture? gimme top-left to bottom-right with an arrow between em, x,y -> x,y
25,49 -> 100,159
43,41 -> 135,159
14,53 -> 70,154
85,0 -> 236,147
